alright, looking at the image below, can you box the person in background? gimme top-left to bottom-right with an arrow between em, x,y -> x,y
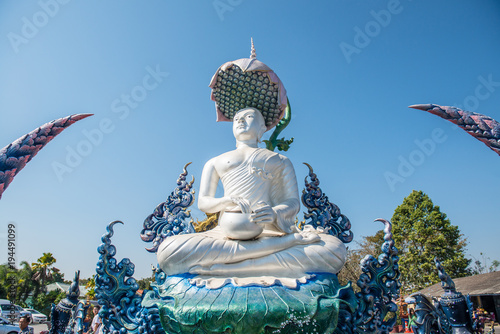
19,315 -> 31,334
488,312 -> 496,333
87,305 -> 102,334
83,301 -> 93,333
408,308 -> 417,333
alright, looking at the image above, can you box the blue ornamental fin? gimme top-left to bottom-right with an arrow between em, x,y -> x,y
141,163 -> 195,252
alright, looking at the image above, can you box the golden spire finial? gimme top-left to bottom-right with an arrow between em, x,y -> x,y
250,38 -> 257,59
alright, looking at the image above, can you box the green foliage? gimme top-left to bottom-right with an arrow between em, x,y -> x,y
0,252 -> 64,314
32,252 -> 57,284
391,190 -> 470,293
492,260 -> 500,271
0,264 -> 10,299
85,275 -> 96,300
137,277 -> 154,290
0,262 -> 41,306
470,253 -> 500,275
337,230 -> 385,289
54,290 -> 66,305
13,261 -> 39,305
32,290 -> 66,316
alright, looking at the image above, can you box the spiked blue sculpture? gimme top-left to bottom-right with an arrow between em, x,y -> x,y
411,258 -> 476,334
49,271 -> 88,334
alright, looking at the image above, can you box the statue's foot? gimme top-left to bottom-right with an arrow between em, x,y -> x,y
294,229 -> 320,244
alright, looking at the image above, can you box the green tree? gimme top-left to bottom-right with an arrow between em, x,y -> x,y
470,253 -> 500,275
15,261 -> 39,305
391,190 -> 470,293
338,230 -> 385,289
85,275 -> 96,300
32,289 -> 66,316
0,262 -> 39,306
0,264 -> 9,299
32,253 -> 58,291
0,253 -> 64,311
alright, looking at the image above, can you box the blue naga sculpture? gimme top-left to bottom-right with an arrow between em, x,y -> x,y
94,163 -> 400,334
301,163 -> 353,243
0,113 -> 92,199
353,219 -> 400,333
411,258 -> 476,334
140,163 -> 195,252
49,271 -> 89,334
95,221 -> 163,334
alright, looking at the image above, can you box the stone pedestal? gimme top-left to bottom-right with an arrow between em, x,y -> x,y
143,273 -> 357,334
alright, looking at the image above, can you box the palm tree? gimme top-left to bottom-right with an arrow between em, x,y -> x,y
32,253 -> 58,293
17,261 -> 39,304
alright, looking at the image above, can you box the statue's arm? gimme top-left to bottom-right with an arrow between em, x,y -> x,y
198,158 -> 234,214
271,156 -> 300,233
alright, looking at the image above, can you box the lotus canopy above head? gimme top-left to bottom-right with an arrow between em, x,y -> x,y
209,38 -> 288,131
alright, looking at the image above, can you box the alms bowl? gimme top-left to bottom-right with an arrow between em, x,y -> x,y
219,211 -> 263,240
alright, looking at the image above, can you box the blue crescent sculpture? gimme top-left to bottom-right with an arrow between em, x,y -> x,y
0,113 -> 92,199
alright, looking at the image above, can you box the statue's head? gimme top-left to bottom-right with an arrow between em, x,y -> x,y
209,40 -> 288,131
233,107 -> 267,143
66,270 -> 80,300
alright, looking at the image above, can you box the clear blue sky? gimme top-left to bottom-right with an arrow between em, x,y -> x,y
0,0 -> 499,280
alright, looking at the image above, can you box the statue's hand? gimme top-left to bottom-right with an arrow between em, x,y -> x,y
230,197 -> 251,213
294,227 -> 321,244
251,201 -> 277,225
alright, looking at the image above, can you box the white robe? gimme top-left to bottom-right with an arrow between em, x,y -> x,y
156,148 -> 347,288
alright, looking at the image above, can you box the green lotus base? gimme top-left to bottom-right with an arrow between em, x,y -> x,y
147,273 -> 357,334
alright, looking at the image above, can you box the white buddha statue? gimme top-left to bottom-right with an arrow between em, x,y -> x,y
156,107 -> 347,288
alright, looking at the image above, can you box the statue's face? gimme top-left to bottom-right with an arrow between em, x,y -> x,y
233,108 -> 266,141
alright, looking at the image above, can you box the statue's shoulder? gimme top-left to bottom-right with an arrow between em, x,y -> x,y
262,148 -> 290,160
256,148 -> 293,169
257,147 -> 279,157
